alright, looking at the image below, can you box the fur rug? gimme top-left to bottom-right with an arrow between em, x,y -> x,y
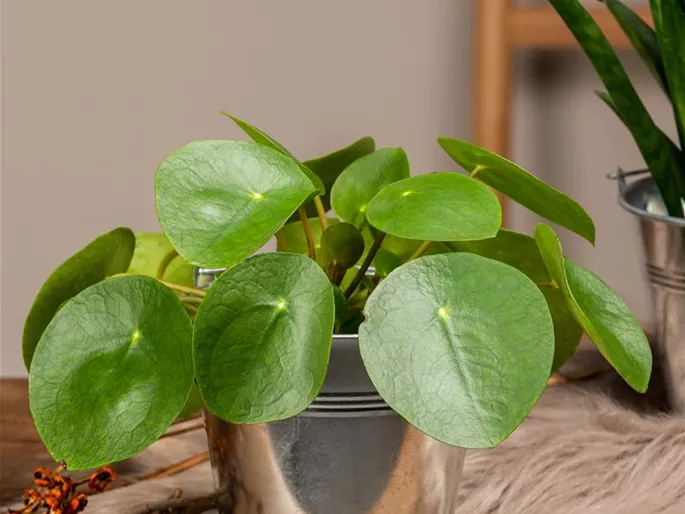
455,379 -> 685,514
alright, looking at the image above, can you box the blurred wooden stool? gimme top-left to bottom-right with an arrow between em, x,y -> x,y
472,0 -> 652,226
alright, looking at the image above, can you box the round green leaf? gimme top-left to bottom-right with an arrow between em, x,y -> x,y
372,248 -> 403,278
276,217 -> 339,264
162,254 -> 195,287
330,148 -> 410,226
128,232 -> 176,277
194,253 -> 335,423
321,222 -> 365,269
445,229 -> 583,370
359,253 -> 554,448
366,173 -> 501,241
128,232 -> 194,287
29,276 -> 194,470
221,112 -> 325,194
534,223 -> 652,391
297,137 -> 376,218
22,227 -> 135,370
439,138 -> 596,244
155,140 -> 317,267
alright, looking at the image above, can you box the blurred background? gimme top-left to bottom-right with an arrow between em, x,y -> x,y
1,0 -> 667,376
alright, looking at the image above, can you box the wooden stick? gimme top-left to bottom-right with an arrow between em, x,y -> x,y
137,452 -> 210,482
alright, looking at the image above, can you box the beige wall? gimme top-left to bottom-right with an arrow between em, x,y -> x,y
1,1 -> 665,377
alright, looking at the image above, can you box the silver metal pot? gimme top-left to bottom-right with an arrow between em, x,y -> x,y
611,170 -> 685,410
195,267 -> 465,514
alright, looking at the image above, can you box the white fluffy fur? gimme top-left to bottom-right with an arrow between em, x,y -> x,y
455,384 -> 685,514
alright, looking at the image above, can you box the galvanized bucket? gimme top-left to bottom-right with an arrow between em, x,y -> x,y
610,169 -> 685,410
195,267 -> 465,514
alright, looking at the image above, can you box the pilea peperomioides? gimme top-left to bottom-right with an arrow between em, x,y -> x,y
24,114 -> 651,470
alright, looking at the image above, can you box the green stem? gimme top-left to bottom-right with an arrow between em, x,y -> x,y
313,196 -> 329,231
536,281 -> 558,289
408,241 -> 431,261
180,296 -> 204,305
184,303 -> 199,314
298,206 -> 316,261
155,250 -> 179,279
109,272 -> 207,297
159,280 -> 207,297
275,230 -> 288,251
345,231 -> 386,298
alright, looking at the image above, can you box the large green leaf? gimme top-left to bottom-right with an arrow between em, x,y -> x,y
359,253 -> 554,448
653,0 -> 685,149
366,172 -> 501,241
297,136 -> 376,218
221,112 -> 325,194
446,229 -> 583,370
29,276 -> 194,470
194,253 -> 335,423
534,224 -> 652,392
22,227 -> 135,370
606,0 -> 668,93
548,0 -> 685,217
439,138 -> 596,243
330,148 -> 410,226
155,141 -> 317,268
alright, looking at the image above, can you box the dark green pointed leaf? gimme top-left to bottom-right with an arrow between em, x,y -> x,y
194,253 -> 335,423
360,253 -> 554,448
29,276 -> 194,470
606,0 -> 668,93
653,0 -> 685,148
221,112 -> 325,194
366,172 -> 501,241
439,138 -> 596,243
446,229 -> 582,370
330,148 -> 410,226
22,228 -> 135,370
156,140 -> 317,267
534,224 -> 652,392
548,0 -> 685,217
321,222 -> 365,269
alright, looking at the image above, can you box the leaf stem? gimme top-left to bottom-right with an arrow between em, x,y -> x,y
275,230 -> 289,251
298,206 -> 317,260
345,231 -> 386,298
180,296 -> 204,305
159,280 -> 207,297
408,241 -> 431,261
313,196 -> 329,231
536,281 -> 559,289
155,250 -> 178,279
470,165 -> 485,179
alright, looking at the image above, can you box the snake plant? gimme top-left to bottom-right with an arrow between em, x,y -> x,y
24,113 -> 650,470
548,0 -> 685,217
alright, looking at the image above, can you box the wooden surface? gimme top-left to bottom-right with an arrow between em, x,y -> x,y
0,379 -> 54,504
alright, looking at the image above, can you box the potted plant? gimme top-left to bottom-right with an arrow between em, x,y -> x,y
23,113 -> 650,513
547,0 -> 685,410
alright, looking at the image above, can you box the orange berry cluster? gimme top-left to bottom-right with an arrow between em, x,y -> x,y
5,466 -> 117,514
